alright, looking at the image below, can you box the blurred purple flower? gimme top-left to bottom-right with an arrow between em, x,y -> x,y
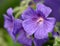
3,8 -> 22,40
3,8 -> 48,46
4,8 -> 15,40
33,0 -> 40,3
22,3 -> 56,39
3,8 -> 32,45
44,0 -> 60,22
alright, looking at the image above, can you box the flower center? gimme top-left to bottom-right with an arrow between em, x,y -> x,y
37,17 -> 44,24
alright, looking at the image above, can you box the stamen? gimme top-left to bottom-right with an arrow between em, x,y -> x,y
37,17 -> 44,24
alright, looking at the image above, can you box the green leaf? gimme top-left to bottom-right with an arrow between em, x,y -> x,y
53,36 -> 60,46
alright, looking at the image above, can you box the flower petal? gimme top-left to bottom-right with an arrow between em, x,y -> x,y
34,17 -> 56,39
34,38 -> 48,46
3,14 -> 15,40
17,30 -> 32,46
36,3 -> 52,17
22,18 -> 37,35
7,8 -> 13,15
24,45 -> 31,46
22,7 -> 37,20
3,14 -> 14,31
33,0 -> 40,3
9,32 -> 15,41
4,8 -> 16,41
13,19 -> 22,35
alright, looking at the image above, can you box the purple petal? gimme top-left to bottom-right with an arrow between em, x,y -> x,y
33,0 -> 40,3
22,7 -> 37,20
3,8 -> 18,41
17,30 -> 32,46
3,14 -> 15,40
34,38 -> 48,46
36,3 -> 52,17
13,19 -> 22,35
4,14 -> 14,31
4,8 -> 14,31
7,8 -> 13,15
24,45 -> 31,46
52,31 -> 59,37
9,32 -> 15,41
22,18 -> 37,36
34,17 -> 56,39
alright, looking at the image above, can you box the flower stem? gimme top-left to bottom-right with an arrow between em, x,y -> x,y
32,42 -> 35,46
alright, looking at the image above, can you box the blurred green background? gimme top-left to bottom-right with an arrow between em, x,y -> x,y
0,0 -> 22,46
0,0 -> 20,27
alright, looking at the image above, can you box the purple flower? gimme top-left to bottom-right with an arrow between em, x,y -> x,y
33,0 -> 40,3
17,28 -> 48,46
22,3 -> 56,39
4,8 -> 15,40
3,8 -> 48,46
4,8 -> 14,31
14,20 -> 47,46
3,8 -> 22,40
3,8 -> 33,46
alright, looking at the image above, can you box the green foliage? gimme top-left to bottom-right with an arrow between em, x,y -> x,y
53,36 -> 60,46
0,0 -> 20,27
0,28 -> 22,46
13,0 -> 31,18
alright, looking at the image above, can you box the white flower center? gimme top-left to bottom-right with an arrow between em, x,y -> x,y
37,17 -> 44,24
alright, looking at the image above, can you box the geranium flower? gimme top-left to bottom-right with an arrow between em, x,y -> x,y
3,7 -> 48,46
22,3 -> 56,39
3,8 -> 22,40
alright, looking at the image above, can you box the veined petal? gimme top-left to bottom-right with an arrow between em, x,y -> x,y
17,30 -> 32,46
36,3 -> 52,17
22,7 -> 37,20
22,18 -> 37,35
34,17 -> 56,39
13,19 -> 22,35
